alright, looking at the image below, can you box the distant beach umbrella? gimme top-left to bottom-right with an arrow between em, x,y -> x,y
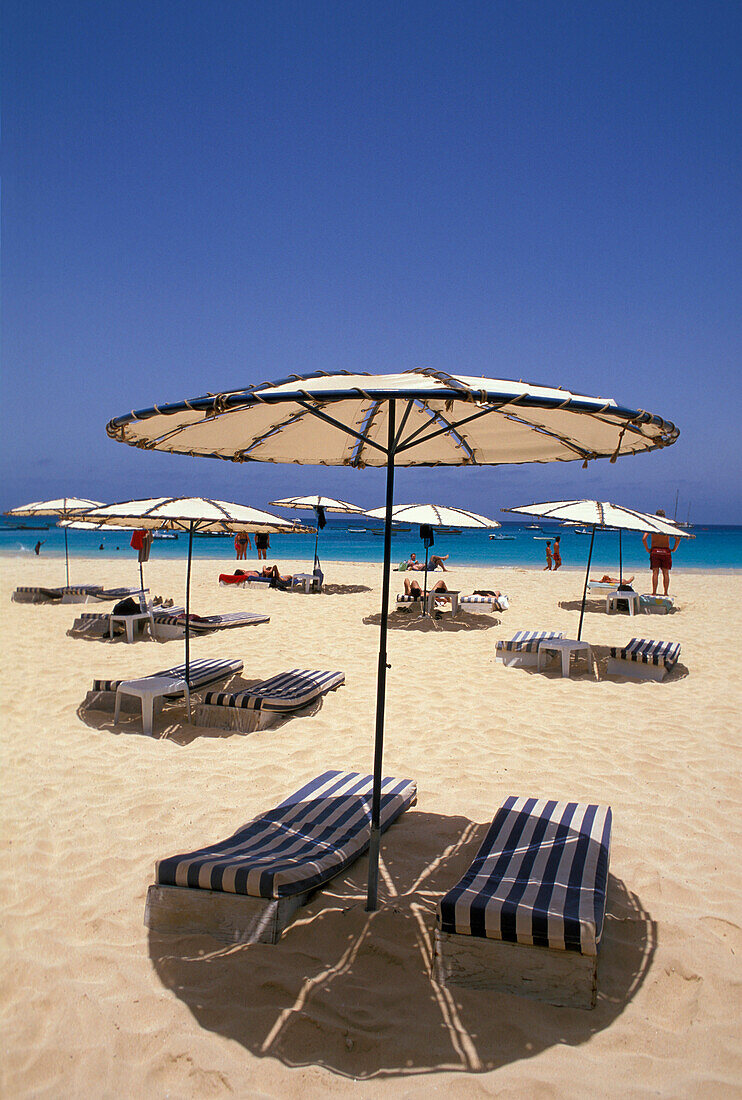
5,497 -> 104,585
506,499 -> 692,638
82,497 -> 307,687
365,503 -> 500,605
106,369 -> 679,909
269,494 -> 364,571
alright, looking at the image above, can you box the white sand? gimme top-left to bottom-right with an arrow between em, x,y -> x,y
1,553 -> 741,1098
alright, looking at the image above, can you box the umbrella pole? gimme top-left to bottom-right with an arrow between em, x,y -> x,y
367,402 -> 396,912
185,522 -> 193,709
64,524 -> 70,587
619,531 -> 623,584
577,524 -> 596,642
313,516 -> 320,574
423,538 -> 430,611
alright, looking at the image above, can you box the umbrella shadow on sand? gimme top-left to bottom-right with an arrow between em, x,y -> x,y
320,583 -> 373,595
77,677 -> 339,745
363,609 -> 500,632
147,809 -> 656,1080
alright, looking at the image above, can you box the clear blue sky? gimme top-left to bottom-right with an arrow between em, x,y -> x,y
3,1 -> 740,521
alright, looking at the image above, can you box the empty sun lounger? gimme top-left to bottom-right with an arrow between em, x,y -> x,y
605,638 -> 681,681
432,795 -> 612,1009
459,593 -> 509,613
195,668 -> 345,732
90,586 -> 145,601
639,594 -> 674,614
495,630 -> 564,667
144,769 -> 417,944
87,656 -> 244,735
13,584 -> 103,604
150,608 -> 270,640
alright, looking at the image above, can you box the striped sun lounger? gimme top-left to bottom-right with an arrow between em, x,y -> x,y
144,769 -> 417,944
459,593 -> 509,613
150,608 -> 270,639
495,630 -> 564,667
195,669 -> 345,732
92,656 -> 244,695
13,584 -> 103,604
433,795 -> 612,1009
606,638 -> 681,681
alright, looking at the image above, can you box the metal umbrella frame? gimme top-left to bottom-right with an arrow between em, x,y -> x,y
269,494 -> 365,573
105,368 -> 679,909
5,498 -> 104,586
82,497 -> 309,688
506,499 -> 693,638
364,502 -> 500,608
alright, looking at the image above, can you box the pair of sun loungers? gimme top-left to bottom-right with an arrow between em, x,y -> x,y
219,569 -> 323,592
89,660 -> 345,736
396,591 -> 510,613
71,602 -> 270,642
496,630 -> 681,680
145,772 -> 611,1010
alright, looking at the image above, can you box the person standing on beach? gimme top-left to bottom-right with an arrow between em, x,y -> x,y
543,541 -> 553,569
34,540 -> 43,555
552,536 -> 562,570
642,510 -> 681,595
255,531 -> 270,560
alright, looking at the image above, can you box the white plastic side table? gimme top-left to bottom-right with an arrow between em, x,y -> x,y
537,638 -> 596,679
109,612 -> 153,643
426,590 -> 459,618
114,675 -> 190,736
606,589 -> 640,616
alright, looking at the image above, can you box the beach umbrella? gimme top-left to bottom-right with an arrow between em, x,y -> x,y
269,494 -> 365,572
105,369 -> 679,908
82,497 -> 306,688
5,497 -> 104,586
364,503 -> 500,606
505,500 -> 692,639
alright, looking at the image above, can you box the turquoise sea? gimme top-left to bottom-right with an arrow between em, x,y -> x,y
2,516 -> 741,572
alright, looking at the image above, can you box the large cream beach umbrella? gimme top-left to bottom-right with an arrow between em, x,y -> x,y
506,499 -> 692,638
5,497 -> 104,586
82,497 -> 306,685
365,502 -> 500,605
269,493 -> 365,572
106,368 -> 680,908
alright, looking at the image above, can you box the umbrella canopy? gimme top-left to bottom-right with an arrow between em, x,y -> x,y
269,494 -> 364,572
365,503 -> 500,604
506,499 -> 691,638
5,497 -> 104,585
106,369 -> 679,908
83,497 -> 307,686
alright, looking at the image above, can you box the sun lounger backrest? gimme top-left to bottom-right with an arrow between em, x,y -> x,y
496,630 -> 563,654
155,770 -> 416,899
609,638 -> 680,670
204,669 -> 344,712
438,795 -> 612,956
93,656 -> 243,693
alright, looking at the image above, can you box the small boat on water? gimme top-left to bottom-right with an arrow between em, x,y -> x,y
153,531 -> 178,540
489,534 -> 515,540
525,524 -> 541,529
3,523 -> 50,530
347,527 -> 367,533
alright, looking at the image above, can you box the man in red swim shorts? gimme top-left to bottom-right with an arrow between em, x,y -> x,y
642,510 -> 681,595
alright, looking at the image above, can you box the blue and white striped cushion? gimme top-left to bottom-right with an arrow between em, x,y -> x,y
15,584 -> 101,599
205,669 -> 344,713
496,630 -> 564,654
396,594 -> 421,603
609,638 -> 680,669
155,769 -> 416,899
438,795 -> 612,956
152,609 -> 269,631
93,656 -> 243,694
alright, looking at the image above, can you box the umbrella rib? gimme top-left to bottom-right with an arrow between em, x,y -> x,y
397,404 -> 503,455
350,400 -> 386,466
393,400 -> 416,451
293,399 -> 388,456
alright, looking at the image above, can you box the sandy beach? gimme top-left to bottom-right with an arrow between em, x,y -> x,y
1,553 -> 740,1098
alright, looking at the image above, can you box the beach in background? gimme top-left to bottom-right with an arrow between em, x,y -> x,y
1,552 -> 740,1098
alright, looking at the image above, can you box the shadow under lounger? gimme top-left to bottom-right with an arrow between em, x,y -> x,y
195,668 -> 345,732
432,795 -> 612,1009
145,769 -> 417,944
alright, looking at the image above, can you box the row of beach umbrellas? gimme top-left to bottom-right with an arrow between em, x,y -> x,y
10,370 -> 684,910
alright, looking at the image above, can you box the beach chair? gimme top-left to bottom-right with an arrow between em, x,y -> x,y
194,668 -> 345,732
13,583 -> 103,604
639,594 -> 674,614
495,630 -> 564,667
432,795 -> 612,1009
605,638 -> 680,682
459,593 -> 510,614
150,608 -> 270,640
69,592 -> 160,641
144,769 -> 417,944
87,656 -> 244,735
90,586 -> 145,602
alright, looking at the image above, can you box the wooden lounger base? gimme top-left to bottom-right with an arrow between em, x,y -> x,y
144,883 -> 311,945
432,929 -> 598,1010
605,657 -> 668,682
193,702 -> 277,733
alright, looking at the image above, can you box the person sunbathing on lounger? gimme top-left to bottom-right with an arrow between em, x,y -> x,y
407,553 -> 449,571
404,577 -> 448,598
593,574 -> 635,585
